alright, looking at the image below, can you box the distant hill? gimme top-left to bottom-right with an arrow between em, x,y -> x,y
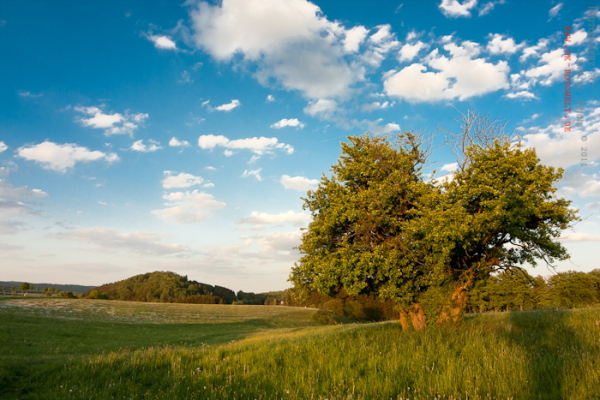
85,271 -> 237,304
0,281 -> 95,294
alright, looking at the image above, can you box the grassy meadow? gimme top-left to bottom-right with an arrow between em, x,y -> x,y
1,298 -> 600,399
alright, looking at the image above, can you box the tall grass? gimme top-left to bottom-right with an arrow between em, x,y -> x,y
2,298 -> 599,399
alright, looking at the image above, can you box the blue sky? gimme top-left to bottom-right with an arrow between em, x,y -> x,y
1,0 -> 599,292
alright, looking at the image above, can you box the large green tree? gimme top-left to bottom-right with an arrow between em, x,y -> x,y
290,132 -> 578,329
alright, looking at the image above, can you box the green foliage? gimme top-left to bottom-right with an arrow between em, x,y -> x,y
84,271 -> 236,305
290,133 -> 578,324
291,133 -> 430,306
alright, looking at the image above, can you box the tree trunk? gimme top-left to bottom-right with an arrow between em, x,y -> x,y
409,303 -> 427,330
437,279 -> 472,325
399,308 -> 410,331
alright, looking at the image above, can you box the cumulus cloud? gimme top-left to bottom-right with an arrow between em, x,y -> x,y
398,41 -> 426,62
517,106 -> 600,170
188,0 -> 367,99
169,137 -> 191,147
303,98 -> 342,121
384,41 -> 509,102
147,34 -> 177,50
518,48 -> 574,87
161,172 -> 206,189
504,91 -> 537,100
152,190 -> 226,223
270,118 -> 305,129
131,139 -> 161,152
280,174 -> 319,191
0,142 -> 7,153
17,141 -> 119,172
215,99 -> 241,112
198,134 -> 294,156
54,228 -> 191,255
74,106 -> 148,136
487,34 -> 520,54
343,25 -> 369,53
439,0 -> 478,18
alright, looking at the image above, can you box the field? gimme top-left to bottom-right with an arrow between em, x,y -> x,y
1,298 -> 600,399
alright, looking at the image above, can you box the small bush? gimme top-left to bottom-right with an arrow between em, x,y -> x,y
311,309 -> 337,325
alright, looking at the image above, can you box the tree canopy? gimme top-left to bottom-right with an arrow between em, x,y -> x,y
290,131 -> 578,329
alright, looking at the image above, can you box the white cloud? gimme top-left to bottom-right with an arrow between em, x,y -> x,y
148,35 -> 178,50
343,25 -> 369,53
280,174 -> 319,191
355,118 -> 401,135
266,95 -> 275,102
398,41 -> 426,62
74,106 -> 148,136
188,0 -> 366,99
439,0 -> 478,18
361,101 -> 393,112
384,44 -> 509,102
198,134 -> 294,156
131,139 -> 161,152
518,106 -> 600,170
270,118 -> 305,129
441,162 -> 458,172
215,99 -> 241,112
548,3 -> 563,19
169,137 -> 191,147
519,38 -> 549,62
487,34 -> 520,54
0,179 -> 49,234
511,48 -> 578,90
198,134 -> 230,150
0,142 -> 7,153
161,172 -> 205,189
569,30 -> 587,46
239,211 -> 310,228
17,141 -> 119,172
54,228 -> 190,255
152,190 -> 226,223
242,168 -> 263,181
505,91 -> 537,100
303,98 -> 340,120
252,230 -> 303,254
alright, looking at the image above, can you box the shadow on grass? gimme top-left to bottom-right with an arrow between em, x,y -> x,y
503,309 -> 581,400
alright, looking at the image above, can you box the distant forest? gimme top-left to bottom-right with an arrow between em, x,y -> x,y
4,269 -> 599,322
294,270 -> 600,321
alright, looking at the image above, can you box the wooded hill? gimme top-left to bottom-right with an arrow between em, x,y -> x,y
84,271 -> 236,304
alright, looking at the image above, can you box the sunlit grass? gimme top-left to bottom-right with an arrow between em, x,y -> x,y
2,298 -> 599,399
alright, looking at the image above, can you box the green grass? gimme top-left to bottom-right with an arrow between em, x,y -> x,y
1,298 -> 600,399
